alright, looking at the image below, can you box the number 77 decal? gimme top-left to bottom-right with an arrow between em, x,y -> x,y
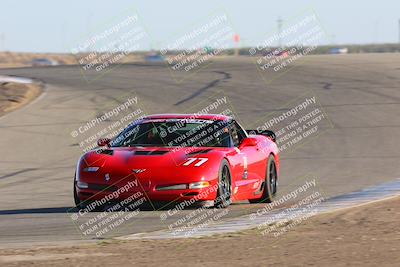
183,157 -> 209,167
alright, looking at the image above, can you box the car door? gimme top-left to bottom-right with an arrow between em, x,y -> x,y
230,121 -> 264,199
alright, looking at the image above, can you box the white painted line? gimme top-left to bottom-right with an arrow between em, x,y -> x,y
0,75 -> 34,84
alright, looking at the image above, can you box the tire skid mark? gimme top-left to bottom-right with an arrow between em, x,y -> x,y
174,71 -> 231,106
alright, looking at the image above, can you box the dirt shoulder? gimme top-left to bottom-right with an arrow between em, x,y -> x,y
0,52 -> 77,68
0,82 -> 42,117
1,196 -> 399,266
0,52 -> 145,68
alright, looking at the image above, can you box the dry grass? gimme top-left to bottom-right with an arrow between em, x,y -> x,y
0,82 -> 42,116
0,52 -> 147,69
0,52 -> 78,68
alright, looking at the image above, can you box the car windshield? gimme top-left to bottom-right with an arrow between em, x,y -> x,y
111,119 -> 232,147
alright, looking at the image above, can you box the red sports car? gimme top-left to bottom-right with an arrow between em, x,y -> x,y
74,114 -> 279,210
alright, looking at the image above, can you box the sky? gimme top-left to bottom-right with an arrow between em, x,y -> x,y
0,0 -> 399,52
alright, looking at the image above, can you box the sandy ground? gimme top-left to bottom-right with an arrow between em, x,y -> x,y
0,82 -> 42,117
0,196 -> 399,267
0,52 -> 77,68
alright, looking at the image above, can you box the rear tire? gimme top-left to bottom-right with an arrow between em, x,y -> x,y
249,155 -> 277,203
214,159 -> 232,208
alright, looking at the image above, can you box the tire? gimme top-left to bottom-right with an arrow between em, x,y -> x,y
214,159 -> 232,208
249,155 -> 277,203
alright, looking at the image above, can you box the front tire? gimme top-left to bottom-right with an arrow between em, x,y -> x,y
214,159 -> 232,208
249,155 -> 277,203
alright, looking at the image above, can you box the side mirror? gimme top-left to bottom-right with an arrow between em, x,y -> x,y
246,129 -> 276,143
261,130 -> 276,143
239,137 -> 258,149
97,138 -> 111,147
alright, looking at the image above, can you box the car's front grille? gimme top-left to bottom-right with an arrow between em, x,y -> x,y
87,183 -> 117,192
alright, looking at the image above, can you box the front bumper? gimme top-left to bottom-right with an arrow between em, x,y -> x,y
76,179 -> 218,203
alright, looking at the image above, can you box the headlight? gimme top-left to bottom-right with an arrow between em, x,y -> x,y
77,181 -> 89,189
188,181 -> 210,189
83,167 -> 100,172
156,184 -> 187,191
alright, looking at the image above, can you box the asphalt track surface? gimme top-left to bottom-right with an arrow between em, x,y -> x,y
0,54 -> 399,247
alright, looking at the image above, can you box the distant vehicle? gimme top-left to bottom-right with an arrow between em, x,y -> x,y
330,48 -> 348,54
263,48 -> 290,58
275,50 -> 289,57
144,53 -> 164,62
74,114 -> 280,210
31,58 -> 58,66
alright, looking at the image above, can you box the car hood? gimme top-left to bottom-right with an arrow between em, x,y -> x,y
82,146 -> 227,167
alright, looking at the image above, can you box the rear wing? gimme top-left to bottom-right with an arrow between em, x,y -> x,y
246,129 -> 276,143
